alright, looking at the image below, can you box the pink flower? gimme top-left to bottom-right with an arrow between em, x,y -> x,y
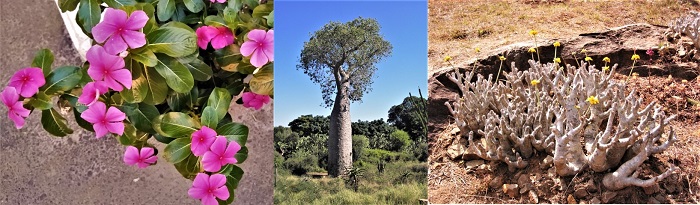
188,173 -> 229,205
201,137 -> 240,172
210,0 -> 226,3
92,8 -> 148,55
80,101 -> 126,138
8,67 -> 45,98
78,81 -> 109,106
191,126 -> 217,157
241,92 -> 270,110
646,48 -> 654,56
196,26 -> 234,50
86,45 -> 132,91
240,29 -> 274,68
123,146 -> 158,168
1,87 -> 30,129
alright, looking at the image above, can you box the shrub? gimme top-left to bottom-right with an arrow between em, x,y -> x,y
388,130 -> 412,152
352,135 -> 369,162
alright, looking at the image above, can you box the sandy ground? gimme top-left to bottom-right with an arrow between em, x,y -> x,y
0,1 -> 272,204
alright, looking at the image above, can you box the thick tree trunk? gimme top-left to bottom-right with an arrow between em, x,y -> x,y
328,81 -> 353,177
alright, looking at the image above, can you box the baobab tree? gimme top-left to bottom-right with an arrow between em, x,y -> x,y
297,17 -> 392,177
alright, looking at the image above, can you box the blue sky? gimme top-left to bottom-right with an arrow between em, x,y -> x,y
274,0 -> 428,126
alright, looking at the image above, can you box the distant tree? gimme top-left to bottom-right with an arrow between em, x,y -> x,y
288,115 -> 329,137
298,17 -> 392,177
352,135 -> 369,162
388,91 -> 427,143
387,130 -> 412,152
274,126 -> 299,158
352,119 -> 396,150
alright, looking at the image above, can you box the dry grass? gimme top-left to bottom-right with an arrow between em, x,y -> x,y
428,0 -> 700,72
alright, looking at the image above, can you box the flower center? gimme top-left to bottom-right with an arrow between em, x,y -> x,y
219,156 -> 223,160
22,76 -> 29,82
258,42 -> 263,47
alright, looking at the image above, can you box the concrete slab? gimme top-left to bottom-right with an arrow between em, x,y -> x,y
0,1 -> 272,204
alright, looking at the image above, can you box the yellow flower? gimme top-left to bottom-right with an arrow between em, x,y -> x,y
531,79 -> 540,86
475,47 -> 481,53
529,30 -> 538,36
553,41 -> 561,47
586,96 -> 599,105
602,66 -> 610,71
554,58 -> 561,63
444,56 -> 452,62
571,52 -> 577,56
602,57 -> 610,63
575,105 -> 581,109
528,47 -> 536,53
580,49 -> 587,54
631,54 -> 640,61
499,56 -> 506,61
585,57 -> 592,62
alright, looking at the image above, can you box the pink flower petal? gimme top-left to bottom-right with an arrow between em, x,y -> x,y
137,162 -> 149,169
264,30 -> 274,61
78,82 -> 108,105
8,68 -> 45,98
103,8 -> 128,29
81,101 -> 107,123
105,106 -> 126,122
92,22 -> 117,44
192,173 -> 210,188
249,45 -> 268,68
1,87 -> 19,106
104,35 -> 128,55
246,29 -> 267,42
209,137 -> 227,155
93,123 -> 109,138
201,151 -> 223,172
106,122 -> 125,136
8,111 -> 26,129
239,41 -> 258,57
191,126 -> 217,156
124,10 -> 148,30
139,147 -> 155,159
224,141 -> 241,159
144,155 -> 158,164
110,69 -> 133,89
201,195 -> 218,205
209,174 -> 227,188
121,30 -> 147,50
123,146 -> 140,165
210,35 -> 233,50
11,102 -> 30,118
213,186 -> 230,200
188,187 -> 208,200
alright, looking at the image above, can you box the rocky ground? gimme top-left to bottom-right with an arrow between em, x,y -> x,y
428,24 -> 700,203
0,1 -> 272,204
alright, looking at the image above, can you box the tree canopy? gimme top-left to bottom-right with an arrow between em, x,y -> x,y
297,17 -> 393,107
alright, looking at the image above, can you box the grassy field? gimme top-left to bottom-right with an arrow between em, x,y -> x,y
274,161 -> 428,205
428,0 -> 700,71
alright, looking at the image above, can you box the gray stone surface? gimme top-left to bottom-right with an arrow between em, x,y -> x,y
0,1 -> 272,204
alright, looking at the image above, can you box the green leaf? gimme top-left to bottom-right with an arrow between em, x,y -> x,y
41,66 -> 83,95
143,67 -> 169,105
172,4 -> 187,22
129,47 -> 158,67
216,122 -> 248,146
234,146 -> 248,164
121,58 -> 148,103
265,10 -> 274,28
227,0 -> 243,13
28,92 -> 53,110
252,3 -> 273,19
103,0 -> 136,8
154,112 -> 199,138
179,58 -> 212,81
41,108 -> 74,137
154,54 -> 195,93
74,109 -> 94,132
121,103 -> 159,134
201,88 -> 231,126
204,16 -> 227,27
213,44 -> 243,72
183,0 -> 204,13
249,63 -> 273,96
222,7 -> 238,25
163,137 -> 192,164
32,49 -> 54,76
218,165 -> 244,204
157,0 -> 176,21
59,0 -> 80,12
147,22 -> 198,57
200,107 -> 218,128
78,0 -> 101,33
166,90 -> 191,111
118,123 -> 149,146
154,134 -> 175,144
174,153 -> 201,179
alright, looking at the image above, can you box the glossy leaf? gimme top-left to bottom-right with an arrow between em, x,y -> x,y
32,49 -> 54,76
121,59 -> 148,103
147,22 -> 197,57
214,44 -> 243,72
156,0 -> 176,21
143,66 -> 169,105
154,54 -> 195,93
162,137 -> 192,164
234,146 -> 248,164
153,112 -> 199,138
41,108 -> 74,137
103,0 -> 136,8
58,0 -> 80,12
41,66 -> 83,95
252,3 -> 273,19
78,0 -> 101,33
121,103 -> 159,134
216,122 -> 248,147
129,47 -> 158,67
183,0 -> 204,13
266,10 -> 274,28
166,90 -> 191,111
249,63 -> 273,96
28,92 -> 53,110
174,153 -> 201,179
203,88 -> 231,124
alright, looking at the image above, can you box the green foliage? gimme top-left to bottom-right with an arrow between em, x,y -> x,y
274,126 -> 300,157
288,115 -> 329,137
352,135 -> 369,162
297,17 -> 393,107
32,49 -> 54,76
387,93 -> 428,143
352,119 -> 396,150
387,130 -> 412,152
283,150 -> 323,175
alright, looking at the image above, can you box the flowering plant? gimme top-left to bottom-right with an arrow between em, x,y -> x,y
5,0 -> 273,204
